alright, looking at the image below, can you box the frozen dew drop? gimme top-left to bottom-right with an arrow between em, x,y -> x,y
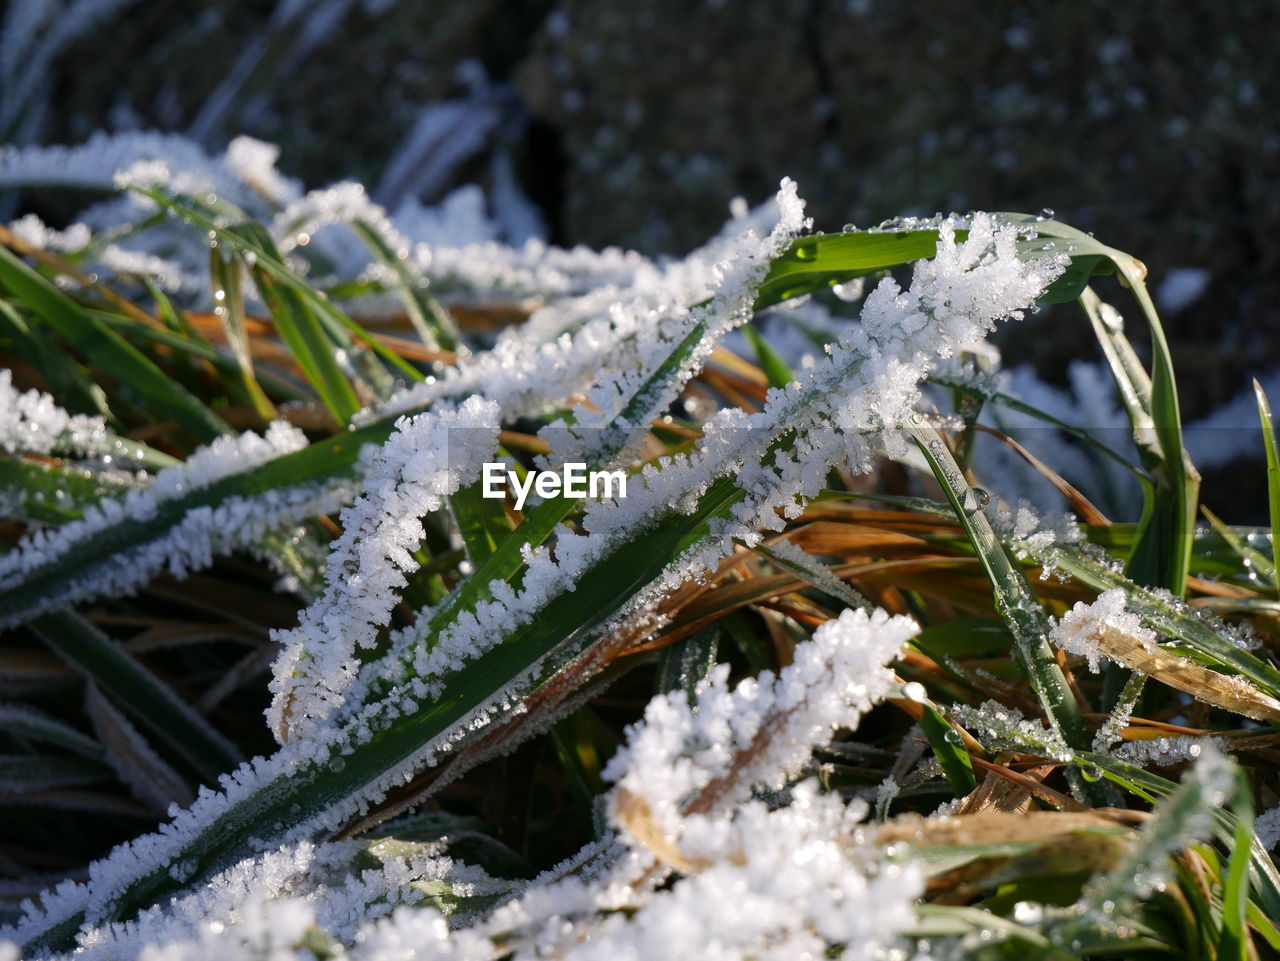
902,681 -> 927,702
961,485 -> 990,515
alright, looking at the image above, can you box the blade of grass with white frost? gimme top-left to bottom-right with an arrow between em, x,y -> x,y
1078,749 -> 1280,929
28,610 -> 240,784
0,704 -> 105,759
908,422 -> 1088,750
9,214 -> 1066,952
348,217 -> 459,351
138,190 -> 424,385
0,457 -> 134,524
0,420 -> 381,625
1043,544 -> 1280,698
0,245 -> 230,443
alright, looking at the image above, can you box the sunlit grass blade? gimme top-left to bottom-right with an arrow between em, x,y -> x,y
1218,769 -> 1253,961
0,245 -> 230,443
348,218 -> 459,352
1255,379 -> 1280,601
208,246 -> 277,421
919,703 -> 978,796
135,189 -> 423,385
909,422 -> 1087,751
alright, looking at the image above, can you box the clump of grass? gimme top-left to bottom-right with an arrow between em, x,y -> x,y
0,167 -> 1276,961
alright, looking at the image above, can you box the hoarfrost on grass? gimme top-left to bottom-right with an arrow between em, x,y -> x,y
1050,588 -> 1156,673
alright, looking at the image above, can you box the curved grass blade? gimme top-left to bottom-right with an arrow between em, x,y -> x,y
348,218 -> 459,352
1255,379 -> 1280,601
1046,544 -> 1280,698
208,246 -> 277,421
28,610 -> 240,785
1076,270 -> 1196,595
0,416 -> 390,626
920,703 -> 978,796
908,423 -> 1087,750
0,705 -> 104,759
0,246 -> 229,443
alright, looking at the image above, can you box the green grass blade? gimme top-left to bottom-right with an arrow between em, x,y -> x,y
909,423 -> 1088,750
448,477 -> 513,567
251,261 -> 361,424
0,457 -> 134,524
741,324 -> 793,389
0,246 -> 230,442
919,703 -> 978,796
1218,769 -> 1254,961
1254,379 -> 1280,601
348,218 -> 459,351
0,416 -> 396,626
208,247 -> 277,421
27,610 -> 241,785
754,229 -> 956,310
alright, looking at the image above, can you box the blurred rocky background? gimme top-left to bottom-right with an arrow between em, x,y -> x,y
6,0 -> 1278,421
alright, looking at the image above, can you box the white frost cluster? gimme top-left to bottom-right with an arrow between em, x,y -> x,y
0,421 -> 326,623
17,608 -> 920,961
1050,588 -> 1156,673
268,397 -> 501,740
0,369 -> 111,458
1257,805 -> 1280,851
606,607 -> 918,840
1113,735 -> 1228,767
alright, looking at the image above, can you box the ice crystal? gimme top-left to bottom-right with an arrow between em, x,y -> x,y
1050,588 -> 1155,673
